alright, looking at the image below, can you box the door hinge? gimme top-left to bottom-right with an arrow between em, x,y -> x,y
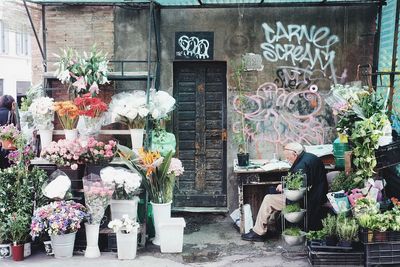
222,129 -> 227,141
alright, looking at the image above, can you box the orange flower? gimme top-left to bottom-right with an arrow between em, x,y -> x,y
138,148 -> 161,176
54,101 -> 80,130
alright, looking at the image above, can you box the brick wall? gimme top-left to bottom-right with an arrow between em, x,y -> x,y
45,6 -> 115,72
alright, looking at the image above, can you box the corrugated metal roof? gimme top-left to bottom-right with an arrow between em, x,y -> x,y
25,0 -> 382,6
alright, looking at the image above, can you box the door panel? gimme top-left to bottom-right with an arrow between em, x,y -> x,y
173,62 -> 227,207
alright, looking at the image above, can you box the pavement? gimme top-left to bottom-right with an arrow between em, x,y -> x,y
2,213 -> 310,267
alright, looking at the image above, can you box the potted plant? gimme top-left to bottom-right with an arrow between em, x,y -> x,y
357,213 -> 375,243
282,203 -> 305,223
372,212 -> 390,242
30,200 -> 88,259
0,124 -> 19,150
322,214 -> 337,246
118,145 -> 184,246
53,101 -> 80,140
282,227 -> 306,246
306,230 -> 327,244
231,63 -> 251,167
283,170 -> 306,201
336,216 -> 359,247
8,211 -> 30,261
108,215 -> 139,260
100,166 -> 142,221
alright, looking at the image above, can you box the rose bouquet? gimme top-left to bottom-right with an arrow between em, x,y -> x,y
30,200 -> 88,237
81,137 -> 118,165
54,46 -> 109,96
40,139 -> 85,170
83,175 -> 114,224
28,97 -> 55,130
54,101 -> 80,130
100,166 -> 142,200
118,146 -> 184,203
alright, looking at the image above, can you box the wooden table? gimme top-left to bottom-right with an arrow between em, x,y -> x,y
234,160 -> 289,234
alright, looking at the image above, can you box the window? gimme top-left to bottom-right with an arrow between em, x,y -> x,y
16,26 -> 30,56
0,20 -> 9,54
16,81 -> 30,96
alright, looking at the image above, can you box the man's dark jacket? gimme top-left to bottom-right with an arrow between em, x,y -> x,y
289,151 -> 328,231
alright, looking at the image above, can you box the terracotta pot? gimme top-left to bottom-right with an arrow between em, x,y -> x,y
11,244 -> 24,261
1,139 -> 16,150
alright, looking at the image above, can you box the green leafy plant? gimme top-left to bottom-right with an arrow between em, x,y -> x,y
306,230 -> 327,241
283,227 -> 302,236
282,203 -> 301,214
353,198 -> 379,218
322,214 -> 337,237
0,221 -> 9,243
284,170 -> 304,190
357,213 -> 374,229
7,211 -> 30,244
336,216 -> 359,242
330,171 -> 363,192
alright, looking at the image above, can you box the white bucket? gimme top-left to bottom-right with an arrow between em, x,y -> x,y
159,217 -> 186,253
110,197 -> 139,221
50,232 -> 76,259
64,129 -> 78,141
130,128 -> 144,149
116,226 -> 138,260
151,201 -> 172,246
39,129 -> 53,149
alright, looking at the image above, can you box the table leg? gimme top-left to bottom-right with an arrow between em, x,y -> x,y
238,182 -> 244,234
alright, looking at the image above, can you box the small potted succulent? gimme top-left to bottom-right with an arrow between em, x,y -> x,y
283,170 -> 306,201
282,203 -> 306,223
282,227 -> 306,246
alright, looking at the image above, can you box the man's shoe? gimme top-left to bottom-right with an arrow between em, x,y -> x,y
241,229 -> 265,242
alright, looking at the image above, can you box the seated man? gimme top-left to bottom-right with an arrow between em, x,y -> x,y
241,142 -> 328,242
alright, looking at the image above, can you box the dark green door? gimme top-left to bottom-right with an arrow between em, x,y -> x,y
173,62 -> 227,207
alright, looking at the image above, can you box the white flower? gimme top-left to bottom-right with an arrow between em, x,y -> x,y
152,109 -> 160,120
138,107 -> 149,118
57,69 -> 70,82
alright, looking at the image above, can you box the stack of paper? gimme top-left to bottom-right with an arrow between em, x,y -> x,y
261,161 -> 291,172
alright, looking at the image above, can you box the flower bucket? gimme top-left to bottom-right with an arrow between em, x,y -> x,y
110,197 -> 140,221
151,201 -> 172,246
0,243 -> 12,258
84,223 -> 100,258
1,139 -> 16,150
11,244 -> 24,261
50,232 -> 76,259
116,226 -> 138,260
159,217 -> 186,253
64,129 -> 78,141
130,128 -> 144,150
39,129 -> 53,149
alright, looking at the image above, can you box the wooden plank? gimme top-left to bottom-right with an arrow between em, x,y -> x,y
205,92 -> 223,101
178,140 -> 195,150
180,160 -> 194,170
178,131 -> 195,140
178,92 -> 196,102
206,139 -> 223,149
206,159 -> 223,170
179,102 -> 196,111
195,79 -> 206,191
206,120 -> 222,129
205,149 -> 223,158
206,111 -> 222,120
205,102 -> 223,111
205,170 -> 223,181
178,121 -> 195,130
178,111 -> 196,120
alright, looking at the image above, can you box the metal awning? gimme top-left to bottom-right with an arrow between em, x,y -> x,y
25,0 -> 384,7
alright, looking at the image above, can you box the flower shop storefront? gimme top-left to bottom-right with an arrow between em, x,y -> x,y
9,0 -> 400,264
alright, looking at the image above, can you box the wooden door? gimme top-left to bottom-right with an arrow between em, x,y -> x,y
173,62 -> 227,207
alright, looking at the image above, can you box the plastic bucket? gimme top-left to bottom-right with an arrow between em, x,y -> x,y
159,217 -> 186,253
50,232 -> 76,259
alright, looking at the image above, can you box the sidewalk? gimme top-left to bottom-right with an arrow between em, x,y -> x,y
2,214 -> 309,267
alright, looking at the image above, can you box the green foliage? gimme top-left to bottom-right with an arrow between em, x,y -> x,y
7,211 -> 30,244
306,230 -> 327,241
284,170 -> 304,190
336,216 -> 359,242
283,203 -> 301,214
330,172 -> 363,192
357,213 -> 374,229
283,227 -> 302,236
322,214 -> 337,237
0,166 -> 47,242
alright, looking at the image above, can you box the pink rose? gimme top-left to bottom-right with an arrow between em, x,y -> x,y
71,163 -> 78,170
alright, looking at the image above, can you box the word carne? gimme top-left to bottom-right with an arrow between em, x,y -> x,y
260,22 -> 339,71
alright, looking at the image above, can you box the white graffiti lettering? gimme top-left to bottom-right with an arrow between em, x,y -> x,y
178,35 -> 210,59
260,22 -> 339,75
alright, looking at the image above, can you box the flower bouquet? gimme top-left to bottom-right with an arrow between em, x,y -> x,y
54,101 -> 80,140
0,124 -> 20,150
54,46 -> 109,96
149,90 -> 176,120
81,137 -> 118,166
74,93 -> 108,138
40,139 -> 85,170
29,96 -> 55,148
83,175 -> 114,258
30,200 -> 88,237
100,166 -> 142,221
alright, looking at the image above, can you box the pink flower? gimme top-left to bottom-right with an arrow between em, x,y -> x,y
72,76 -> 87,92
71,163 -> 78,170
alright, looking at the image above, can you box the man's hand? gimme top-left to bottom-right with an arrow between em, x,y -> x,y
276,183 -> 283,192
